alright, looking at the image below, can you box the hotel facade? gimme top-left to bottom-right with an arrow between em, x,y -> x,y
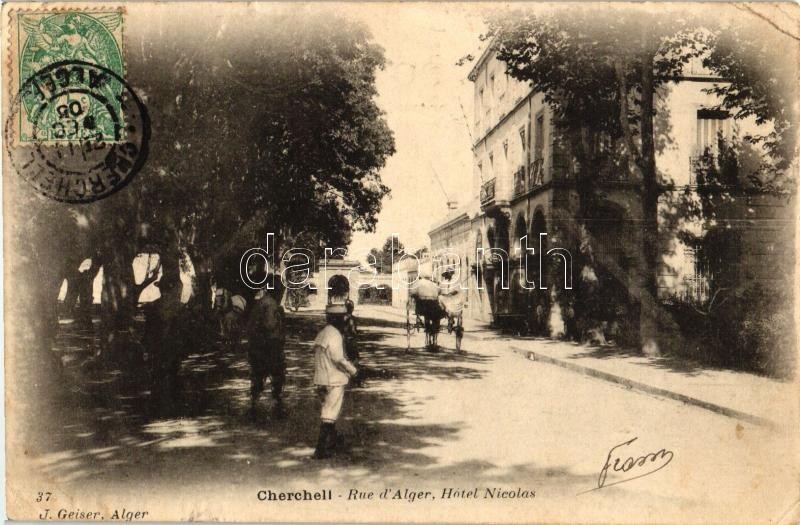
423,46 -> 794,333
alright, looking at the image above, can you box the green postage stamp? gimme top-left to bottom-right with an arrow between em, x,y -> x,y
9,9 -> 125,143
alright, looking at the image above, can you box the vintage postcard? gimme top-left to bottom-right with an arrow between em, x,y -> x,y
2,2 -> 799,523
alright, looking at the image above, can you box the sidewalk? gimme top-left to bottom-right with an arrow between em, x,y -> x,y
369,305 -> 795,431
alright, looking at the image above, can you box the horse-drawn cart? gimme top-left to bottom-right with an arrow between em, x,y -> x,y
405,279 -> 464,352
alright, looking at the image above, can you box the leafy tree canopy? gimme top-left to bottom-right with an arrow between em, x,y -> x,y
369,235 -> 405,273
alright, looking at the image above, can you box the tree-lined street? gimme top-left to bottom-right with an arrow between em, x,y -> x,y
4,4 -> 798,523
27,306 -> 795,523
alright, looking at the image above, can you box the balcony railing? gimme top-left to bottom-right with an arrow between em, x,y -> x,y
528,158 -> 545,189
598,166 -> 628,183
480,178 -> 496,204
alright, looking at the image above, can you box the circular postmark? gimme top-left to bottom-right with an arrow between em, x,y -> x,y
6,59 -> 150,203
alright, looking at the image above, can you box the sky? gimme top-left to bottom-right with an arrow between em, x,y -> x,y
121,2 -> 485,259
67,3 -> 489,302
346,5 -> 487,258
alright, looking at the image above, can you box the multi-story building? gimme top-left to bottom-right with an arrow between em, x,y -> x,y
428,46 -> 795,333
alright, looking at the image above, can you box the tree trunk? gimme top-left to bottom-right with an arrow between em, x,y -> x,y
187,244 -> 212,313
7,255 -> 68,445
63,267 -> 81,314
99,246 -> 139,356
638,51 -> 661,356
74,260 -> 100,330
563,126 -> 601,341
193,266 -> 213,313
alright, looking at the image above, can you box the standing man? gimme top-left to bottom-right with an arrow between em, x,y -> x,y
245,274 -> 287,420
312,304 -> 358,459
146,274 -> 185,415
221,294 -> 247,350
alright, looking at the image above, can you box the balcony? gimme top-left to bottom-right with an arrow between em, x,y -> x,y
528,158 -> 545,189
480,178 -> 496,205
597,164 -> 629,184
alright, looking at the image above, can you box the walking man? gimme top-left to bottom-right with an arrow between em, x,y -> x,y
313,304 -> 358,459
245,274 -> 287,419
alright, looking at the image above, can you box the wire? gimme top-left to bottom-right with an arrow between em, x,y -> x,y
459,99 -> 483,185
429,162 -> 451,204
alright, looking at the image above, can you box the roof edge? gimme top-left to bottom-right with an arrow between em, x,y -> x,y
467,40 -> 496,82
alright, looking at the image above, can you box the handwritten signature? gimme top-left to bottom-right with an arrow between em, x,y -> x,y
583,437 -> 674,493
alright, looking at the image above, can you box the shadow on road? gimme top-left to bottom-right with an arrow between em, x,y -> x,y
25,312 -> 593,490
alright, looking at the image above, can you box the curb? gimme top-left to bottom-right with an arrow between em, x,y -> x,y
362,307 -> 782,431
509,345 -> 781,431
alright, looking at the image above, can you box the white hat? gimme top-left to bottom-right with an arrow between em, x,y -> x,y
231,295 -> 247,312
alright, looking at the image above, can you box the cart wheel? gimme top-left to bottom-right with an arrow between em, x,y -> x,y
406,308 -> 411,351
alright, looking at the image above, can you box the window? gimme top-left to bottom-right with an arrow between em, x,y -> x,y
696,108 -> 731,155
477,161 -> 483,179
682,246 -> 710,303
490,74 -> 495,97
534,111 -> 545,160
489,152 -> 494,174
519,127 -> 528,169
503,139 -> 509,158
476,88 -> 484,125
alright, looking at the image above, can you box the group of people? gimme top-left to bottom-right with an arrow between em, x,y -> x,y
205,275 -> 363,459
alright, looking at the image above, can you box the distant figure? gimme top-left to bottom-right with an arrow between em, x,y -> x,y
147,275 -> 185,413
312,304 -> 358,459
344,299 -> 362,387
437,270 -> 465,318
245,274 -> 287,419
213,287 -> 229,314
221,294 -> 246,349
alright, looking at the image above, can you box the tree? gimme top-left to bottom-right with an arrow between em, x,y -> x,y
369,236 -> 405,273
488,6 -> 706,353
121,9 -> 395,315
9,8 -> 395,371
702,15 -> 799,181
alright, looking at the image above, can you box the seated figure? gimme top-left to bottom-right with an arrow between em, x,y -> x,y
437,270 -> 465,317
409,271 -> 444,318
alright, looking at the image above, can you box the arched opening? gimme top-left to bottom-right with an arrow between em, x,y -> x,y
513,214 -> 527,257
530,208 -> 548,286
483,227 -> 497,316
327,274 -> 350,304
511,214 -> 528,313
528,208 -> 550,334
474,232 -> 484,292
494,216 -> 510,254
491,215 -> 511,317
